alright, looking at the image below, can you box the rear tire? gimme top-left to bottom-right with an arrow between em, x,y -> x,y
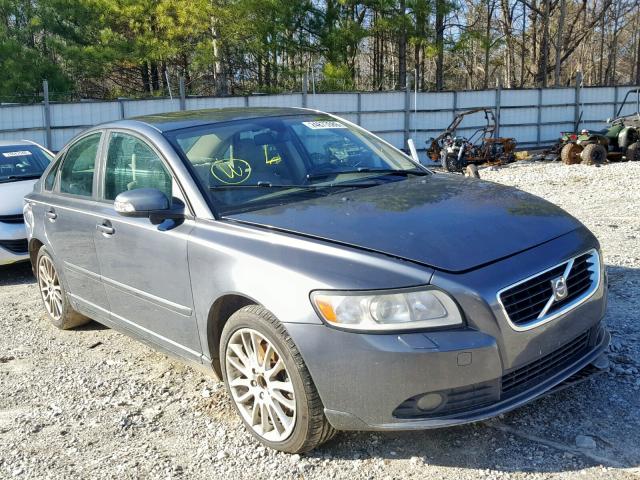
220,305 -> 336,453
581,143 -> 607,165
626,142 -> 640,161
561,143 -> 583,165
36,247 -> 89,330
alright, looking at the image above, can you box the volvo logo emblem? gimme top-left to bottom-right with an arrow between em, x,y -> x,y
551,276 -> 568,301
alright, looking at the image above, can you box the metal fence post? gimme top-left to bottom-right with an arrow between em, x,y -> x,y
536,88 -> 542,147
42,80 -> 52,150
118,98 -> 126,119
452,90 -> 457,120
356,92 -> 362,125
404,73 -> 412,148
613,85 -> 618,119
179,76 -> 186,111
574,71 -> 582,131
495,81 -> 502,138
302,72 -> 308,108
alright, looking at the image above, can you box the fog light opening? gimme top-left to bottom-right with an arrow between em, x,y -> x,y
416,393 -> 444,412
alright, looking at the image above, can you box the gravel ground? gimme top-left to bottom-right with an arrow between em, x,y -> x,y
1,161 -> 639,480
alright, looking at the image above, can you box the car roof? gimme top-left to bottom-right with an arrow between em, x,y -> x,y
0,139 -> 43,147
125,107 -> 318,133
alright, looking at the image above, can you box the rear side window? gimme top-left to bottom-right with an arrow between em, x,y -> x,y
103,132 -> 172,201
44,160 -> 60,191
59,133 -> 101,197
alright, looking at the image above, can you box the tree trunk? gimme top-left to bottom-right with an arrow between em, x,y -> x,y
150,62 -> 159,92
398,0 -> 407,90
598,9 -> 606,84
140,63 -> 151,93
536,0 -> 551,87
609,1 -> 620,85
211,22 -> 227,95
435,0 -> 445,90
483,0 -> 495,89
554,0 -> 566,86
499,0 -> 514,88
636,20 -> 640,84
520,1 -> 526,86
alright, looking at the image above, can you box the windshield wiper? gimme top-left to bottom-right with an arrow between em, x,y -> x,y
306,168 -> 428,182
209,181 -> 378,190
0,174 -> 42,183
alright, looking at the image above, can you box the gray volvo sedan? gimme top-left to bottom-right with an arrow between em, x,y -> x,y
24,108 -> 609,453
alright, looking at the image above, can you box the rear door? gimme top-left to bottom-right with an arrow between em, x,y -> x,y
92,130 -> 201,362
44,131 -> 110,317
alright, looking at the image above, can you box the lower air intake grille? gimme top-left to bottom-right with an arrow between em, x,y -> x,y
0,214 -> 24,224
501,330 -> 592,397
0,239 -> 28,254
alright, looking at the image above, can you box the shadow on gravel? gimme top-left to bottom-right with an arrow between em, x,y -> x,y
75,321 -> 110,331
0,261 -> 34,286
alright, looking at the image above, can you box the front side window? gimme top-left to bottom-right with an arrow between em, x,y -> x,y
44,159 -> 61,191
166,115 -> 423,214
103,132 -> 173,201
0,145 -> 51,184
59,133 -> 101,197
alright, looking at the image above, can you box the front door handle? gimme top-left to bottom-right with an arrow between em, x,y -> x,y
97,221 -> 115,236
45,208 -> 57,221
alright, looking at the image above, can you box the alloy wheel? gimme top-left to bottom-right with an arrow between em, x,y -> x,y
225,328 -> 296,442
38,256 -> 63,321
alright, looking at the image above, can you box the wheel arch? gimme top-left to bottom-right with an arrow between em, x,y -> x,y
28,238 -> 44,276
206,293 -> 258,377
619,126 -> 639,149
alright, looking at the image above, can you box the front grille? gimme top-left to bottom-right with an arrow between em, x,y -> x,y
501,330 -> 591,397
0,214 -> 24,224
0,239 -> 28,254
499,250 -> 599,327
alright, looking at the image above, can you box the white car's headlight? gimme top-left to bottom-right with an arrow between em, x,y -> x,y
310,288 -> 463,331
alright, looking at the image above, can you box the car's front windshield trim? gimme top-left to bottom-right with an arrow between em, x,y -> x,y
164,114 -> 430,216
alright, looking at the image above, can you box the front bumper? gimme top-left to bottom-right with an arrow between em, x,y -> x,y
285,321 -> 609,431
0,222 -> 29,265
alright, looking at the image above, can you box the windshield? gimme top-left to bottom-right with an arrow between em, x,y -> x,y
0,145 -> 52,183
166,115 -> 427,214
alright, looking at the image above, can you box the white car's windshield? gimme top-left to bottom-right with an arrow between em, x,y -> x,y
167,115 -> 427,214
0,145 -> 51,183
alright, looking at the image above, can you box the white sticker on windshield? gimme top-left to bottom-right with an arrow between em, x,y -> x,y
302,121 -> 347,130
2,150 -> 32,157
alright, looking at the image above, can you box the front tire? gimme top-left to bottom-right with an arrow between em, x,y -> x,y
561,143 -> 583,165
626,142 -> 640,161
581,143 -> 607,165
36,247 -> 89,330
220,305 -> 335,453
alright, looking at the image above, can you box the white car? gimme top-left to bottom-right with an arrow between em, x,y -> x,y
0,140 -> 53,265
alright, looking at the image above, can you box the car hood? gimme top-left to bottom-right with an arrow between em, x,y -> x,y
228,174 -> 583,273
0,179 -> 37,215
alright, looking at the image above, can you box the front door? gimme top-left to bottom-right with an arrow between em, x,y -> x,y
92,131 -> 201,362
44,132 -> 110,317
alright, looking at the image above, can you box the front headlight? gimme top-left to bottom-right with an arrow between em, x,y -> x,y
310,288 -> 463,332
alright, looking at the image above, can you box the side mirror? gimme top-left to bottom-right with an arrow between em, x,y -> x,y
114,188 -> 170,217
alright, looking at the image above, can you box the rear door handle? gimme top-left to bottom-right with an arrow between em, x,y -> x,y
45,208 -> 57,221
96,221 -> 115,236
